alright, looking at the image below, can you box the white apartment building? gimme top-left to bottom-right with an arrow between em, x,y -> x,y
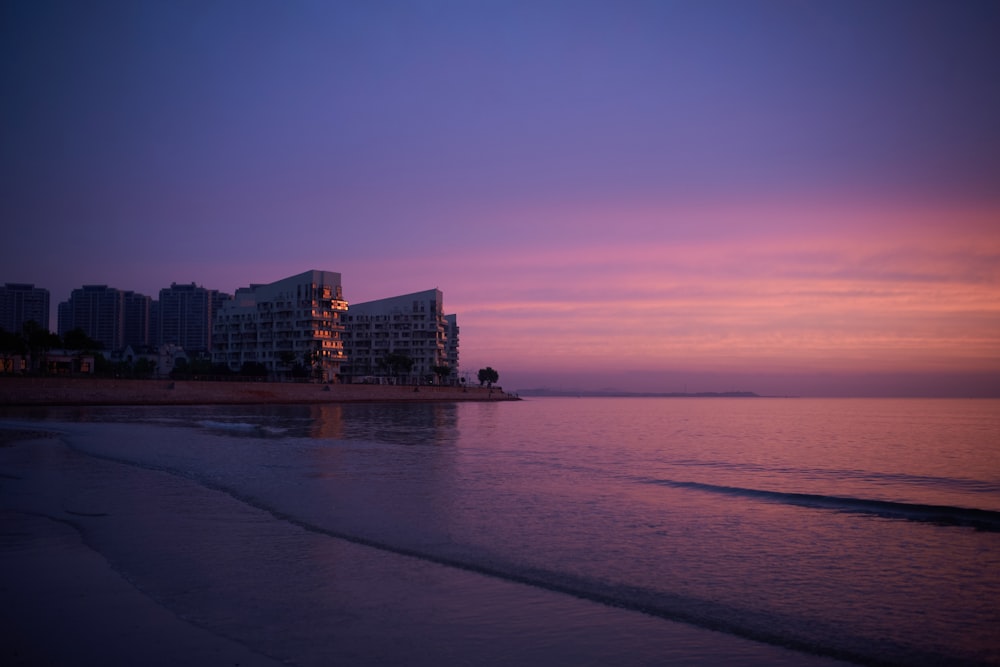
342,288 -> 459,384
212,270 -> 348,381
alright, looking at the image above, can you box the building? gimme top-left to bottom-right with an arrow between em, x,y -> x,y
58,285 -> 151,351
0,283 -> 50,332
155,282 -> 231,353
212,270 -> 348,381
0,349 -> 95,375
444,313 -> 459,374
58,285 -> 124,351
122,290 -> 151,349
342,288 -> 459,384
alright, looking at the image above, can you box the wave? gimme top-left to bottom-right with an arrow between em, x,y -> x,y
643,477 -> 1000,531
59,436 -> 990,667
196,420 -> 287,435
198,419 -> 258,430
669,459 -> 1000,494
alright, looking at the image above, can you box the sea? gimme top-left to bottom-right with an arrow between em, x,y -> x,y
1,397 -> 998,666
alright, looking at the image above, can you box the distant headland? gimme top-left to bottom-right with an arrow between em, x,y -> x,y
517,389 -> 760,398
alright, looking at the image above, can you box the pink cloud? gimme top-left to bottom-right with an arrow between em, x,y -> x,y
424,201 -> 1000,386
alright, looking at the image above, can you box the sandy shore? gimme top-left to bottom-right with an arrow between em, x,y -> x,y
0,513 -> 286,667
0,428 -> 285,667
0,376 -> 517,406
0,428 -> 56,446
0,425 -> 855,667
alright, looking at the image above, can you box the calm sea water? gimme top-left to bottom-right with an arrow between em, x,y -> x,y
2,397 -> 998,666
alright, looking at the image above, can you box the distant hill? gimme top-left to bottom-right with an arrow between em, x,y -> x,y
517,388 -> 760,398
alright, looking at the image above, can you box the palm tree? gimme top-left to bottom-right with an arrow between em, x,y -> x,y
22,320 -> 60,374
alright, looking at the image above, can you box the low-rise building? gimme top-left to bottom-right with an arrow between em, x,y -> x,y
0,351 -> 94,375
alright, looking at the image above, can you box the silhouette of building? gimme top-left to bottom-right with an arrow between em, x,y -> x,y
122,290 -> 151,349
58,285 -> 151,351
212,270 -> 348,381
0,283 -> 50,332
342,288 -> 459,384
154,282 -> 231,353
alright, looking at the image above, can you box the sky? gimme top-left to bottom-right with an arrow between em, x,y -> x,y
2,0 -> 999,396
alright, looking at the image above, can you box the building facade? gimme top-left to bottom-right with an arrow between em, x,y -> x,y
58,285 -> 151,351
122,291 -> 151,349
155,282 -> 231,353
58,285 -> 124,351
0,283 -> 50,332
342,288 -> 459,384
212,270 -> 348,381
444,313 -> 459,375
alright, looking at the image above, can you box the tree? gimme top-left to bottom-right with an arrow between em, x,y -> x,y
302,350 -> 325,381
172,356 -> 221,378
380,352 -> 414,384
62,328 -> 103,351
170,357 -> 189,378
278,351 -> 297,379
240,361 -> 268,378
0,326 -> 27,373
477,366 -> 499,388
21,320 -> 60,373
133,357 -> 156,378
62,328 -> 102,375
432,364 -> 451,385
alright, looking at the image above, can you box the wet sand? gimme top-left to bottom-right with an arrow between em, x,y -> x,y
0,511 -> 285,667
0,425 -> 851,667
0,429 -> 284,667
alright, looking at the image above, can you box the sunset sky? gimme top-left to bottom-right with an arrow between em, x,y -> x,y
3,0 -> 999,396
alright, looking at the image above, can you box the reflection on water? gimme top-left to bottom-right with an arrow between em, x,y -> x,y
3,398 -> 999,666
0,402 -> 461,446
335,402 -> 459,445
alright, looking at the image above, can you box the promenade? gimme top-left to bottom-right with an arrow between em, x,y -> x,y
0,377 -> 517,406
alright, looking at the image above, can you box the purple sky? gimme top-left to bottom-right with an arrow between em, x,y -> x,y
3,0 -> 999,396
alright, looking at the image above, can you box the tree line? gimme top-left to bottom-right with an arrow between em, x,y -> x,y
0,320 -> 166,377
2,320 -> 501,386
0,320 -> 107,375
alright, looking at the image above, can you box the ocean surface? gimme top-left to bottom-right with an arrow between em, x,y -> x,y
1,397 -> 998,666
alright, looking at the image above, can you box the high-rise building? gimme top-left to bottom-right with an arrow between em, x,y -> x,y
342,288 -> 458,384
156,282 -> 231,353
122,290 -> 151,349
59,285 -> 123,350
0,283 -> 50,332
58,285 -> 152,351
212,270 -> 348,381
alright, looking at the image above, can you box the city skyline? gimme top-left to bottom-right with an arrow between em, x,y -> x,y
3,1 -> 999,397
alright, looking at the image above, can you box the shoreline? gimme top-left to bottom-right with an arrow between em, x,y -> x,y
0,376 -> 518,406
0,428 -> 848,667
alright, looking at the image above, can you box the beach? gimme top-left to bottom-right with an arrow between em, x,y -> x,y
0,427 -> 279,666
0,420 -> 852,667
1,399 -> 996,666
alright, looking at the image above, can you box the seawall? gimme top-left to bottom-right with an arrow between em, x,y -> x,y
0,377 -> 518,406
